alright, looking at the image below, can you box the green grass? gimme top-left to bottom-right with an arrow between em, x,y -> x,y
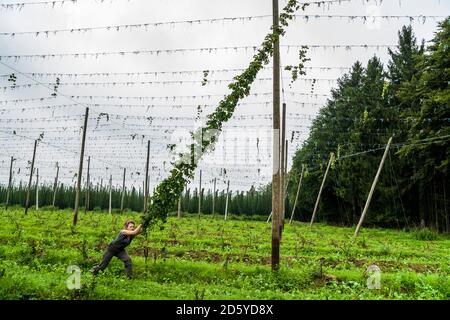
0,208 -> 448,300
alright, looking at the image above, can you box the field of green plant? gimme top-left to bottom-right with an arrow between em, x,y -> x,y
0,207 -> 448,300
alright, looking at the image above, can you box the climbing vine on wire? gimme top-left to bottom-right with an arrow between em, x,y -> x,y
201,70 -> 209,86
8,73 -> 16,88
51,77 -> 60,97
141,0 -> 311,230
284,46 -> 310,87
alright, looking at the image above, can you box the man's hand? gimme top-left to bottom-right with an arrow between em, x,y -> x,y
122,224 -> 143,236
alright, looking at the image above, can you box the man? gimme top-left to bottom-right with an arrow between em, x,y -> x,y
91,220 -> 143,279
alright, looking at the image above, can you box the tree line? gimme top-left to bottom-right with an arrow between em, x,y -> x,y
0,182 -> 275,219
287,19 -> 449,232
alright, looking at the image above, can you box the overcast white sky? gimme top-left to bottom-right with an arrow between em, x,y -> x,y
0,0 -> 448,194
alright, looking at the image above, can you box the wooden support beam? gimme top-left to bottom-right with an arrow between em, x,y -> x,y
290,164 -> 305,224
224,180 -> 230,220
354,137 -> 393,236
52,162 -> 59,208
280,103 -> 286,227
109,174 -> 112,214
35,168 -> 39,211
310,153 -> 334,227
121,167 -> 126,213
24,140 -> 37,215
271,0 -> 281,272
85,156 -> 90,214
144,140 -> 150,213
73,107 -> 89,226
282,138 -> 288,229
212,177 -> 216,216
198,169 -> 202,217
5,156 -> 14,209
177,194 -> 182,218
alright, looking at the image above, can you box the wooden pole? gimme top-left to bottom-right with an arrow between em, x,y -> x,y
310,153 -> 334,227
84,156 -> 90,213
121,167 -> 126,213
24,140 -> 37,215
73,107 -> 89,226
144,140 -> 150,213
183,185 -> 187,213
280,103 -> 286,227
290,164 -> 305,224
109,174 -> 112,214
5,156 -> 14,209
224,180 -> 230,220
271,0 -> 281,272
284,140 -> 289,190
35,168 -> 39,211
284,142 -> 290,203
212,177 -> 216,216
355,137 -> 393,236
52,162 -> 59,208
177,195 -> 182,218
282,138 -> 288,227
198,169 -> 202,217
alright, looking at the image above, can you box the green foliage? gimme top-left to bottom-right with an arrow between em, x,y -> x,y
0,183 -> 146,212
284,46 -> 310,87
0,209 -> 448,300
412,228 -> 439,241
287,19 -> 449,232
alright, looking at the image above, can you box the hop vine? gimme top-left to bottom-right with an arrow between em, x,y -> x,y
141,0 -> 310,231
284,46 -> 310,88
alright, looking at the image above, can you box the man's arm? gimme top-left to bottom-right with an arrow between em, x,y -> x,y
135,224 -> 143,235
122,224 -> 143,236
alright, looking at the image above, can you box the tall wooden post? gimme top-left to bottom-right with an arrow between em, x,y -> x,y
52,162 -> 59,208
212,177 -> 216,216
142,180 -> 144,210
177,195 -> 182,218
144,140 -> 150,213
282,138 -> 289,227
224,180 -> 230,220
280,103 -> 286,225
183,186 -> 187,214
35,168 -> 39,211
5,156 -> 14,209
310,153 -> 334,226
284,141 -> 290,196
109,174 -> 112,214
85,156 -> 90,213
290,164 -> 305,224
271,0 -> 281,271
121,167 -> 126,213
284,140 -> 289,186
355,137 -> 393,236
198,170 -> 202,216
24,140 -> 37,215
73,107 -> 89,226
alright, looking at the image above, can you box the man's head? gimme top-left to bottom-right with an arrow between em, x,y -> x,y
124,220 -> 135,231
